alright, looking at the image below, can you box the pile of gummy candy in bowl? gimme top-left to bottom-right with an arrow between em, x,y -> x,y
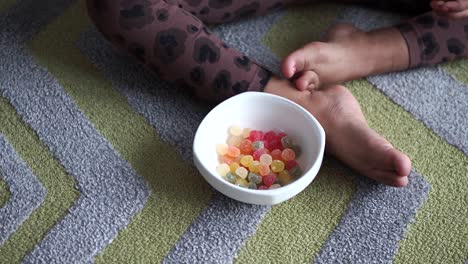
216,125 -> 303,190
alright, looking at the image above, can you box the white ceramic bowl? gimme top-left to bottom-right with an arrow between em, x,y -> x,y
193,92 -> 325,205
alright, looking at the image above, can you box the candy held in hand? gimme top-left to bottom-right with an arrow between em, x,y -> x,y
217,126 -> 303,190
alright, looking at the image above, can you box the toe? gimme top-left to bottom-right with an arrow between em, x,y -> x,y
370,171 -> 409,187
295,70 -> 320,91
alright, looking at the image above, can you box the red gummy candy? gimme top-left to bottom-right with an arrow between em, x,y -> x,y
271,149 -> 282,160
266,138 -> 283,151
263,173 -> 277,187
286,160 -> 298,170
258,185 -> 268,190
249,130 -> 264,142
253,148 -> 267,160
264,131 -> 277,142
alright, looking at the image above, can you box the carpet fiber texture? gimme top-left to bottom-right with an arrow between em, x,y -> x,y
0,0 -> 467,263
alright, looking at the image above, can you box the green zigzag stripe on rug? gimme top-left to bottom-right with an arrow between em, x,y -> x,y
0,173 -> 10,208
0,96 -> 79,263
28,1 -> 213,262
443,59 -> 468,85
235,159 -> 356,263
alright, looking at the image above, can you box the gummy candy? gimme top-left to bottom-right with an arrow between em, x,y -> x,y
221,155 -> 235,165
266,138 -> 282,151
264,131 -> 277,142
230,162 -> 240,173
281,148 -> 296,161
278,170 -> 292,185
216,144 -> 228,156
217,126 -> 304,191
285,160 -> 298,171
227,146 -> 241,158
235,167 -> 248,179
242,128 -> 252,138
235,178 -> 249,187
253,148 -> 267,160
271,160 -> 285,173
259,154 -> 273,166
248,182 -> 257,189
263,173 -> 277,187
249,130 -> 264,141
239,139 -> 253,154
269,184 -> 281,189
225,172 -> 237,184
249,161 -> 260,174
216,163 -> 230,177
240,155 -> 254,167
252,141 -> 265,150
248,172 -> 263,184
259,164 -> 271,176
227,136 -> 242,147
289,166 -> 302,178
270,149 -> 282,161
281,136 -> 293,149
229,125 -> 243,137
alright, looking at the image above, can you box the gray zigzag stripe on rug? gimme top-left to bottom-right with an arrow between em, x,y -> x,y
0,1 -> 151,262
0,135 -> 46,245
337,6 -> 468,155
314,170 -> 431,264
3,48 -> 151,264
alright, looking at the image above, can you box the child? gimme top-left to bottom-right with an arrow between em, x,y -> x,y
85,0 -> 466,187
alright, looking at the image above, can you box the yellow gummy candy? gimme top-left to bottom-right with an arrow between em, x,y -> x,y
271,160 -> 285,173
216,163 -> 230,177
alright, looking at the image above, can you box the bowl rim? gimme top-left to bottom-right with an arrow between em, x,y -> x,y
193,92 -> 326,200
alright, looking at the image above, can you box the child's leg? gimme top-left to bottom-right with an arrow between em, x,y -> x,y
282,11 -> 468,90
86,0 -> 412,186
86,0 -> 302,102
398,12 -> 468,68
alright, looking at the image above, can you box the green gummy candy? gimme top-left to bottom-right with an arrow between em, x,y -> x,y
248,172 -> 262,184
289,166 -> 302,178
248,182 -> 257,189
225,172 -> 237,183
281,136 -> 293,148
252,141 -> 264,150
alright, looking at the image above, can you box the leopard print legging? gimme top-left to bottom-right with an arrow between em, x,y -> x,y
86,0 -> 468,102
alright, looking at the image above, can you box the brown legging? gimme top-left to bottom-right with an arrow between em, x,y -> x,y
86,0 -> 468,102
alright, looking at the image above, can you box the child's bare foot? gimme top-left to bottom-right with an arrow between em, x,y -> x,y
265,76 -> 411,187
281,24 -> 409,90
431,0 -> 468,18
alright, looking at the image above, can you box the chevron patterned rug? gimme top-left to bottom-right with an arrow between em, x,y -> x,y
0,0 -> 467,263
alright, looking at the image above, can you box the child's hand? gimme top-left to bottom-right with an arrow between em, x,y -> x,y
431,0 -> 468,18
